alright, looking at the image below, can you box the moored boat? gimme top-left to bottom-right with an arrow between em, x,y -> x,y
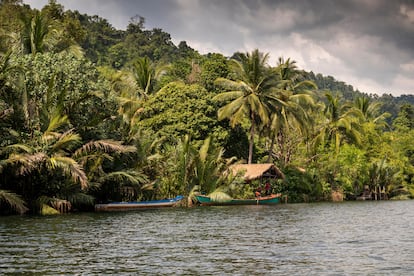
195,193 -> 281,206
95,195 -> 184,211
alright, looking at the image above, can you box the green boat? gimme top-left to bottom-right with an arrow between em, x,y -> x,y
195,194 -> 281,206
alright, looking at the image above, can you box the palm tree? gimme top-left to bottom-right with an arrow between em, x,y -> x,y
20,11 -> 50,55
160,135 -> 196,198
313,92 -> 363,156
2,111 -> 138,211
354,96 -> 390,128
73,138 -> 140,203
5,113 -> 88,187
193,136 -> 230,195
264,58 -> 316,164
10,10 -> 81,57
214,49 -> 276,164
131,56 -> 169,99
99,67 -> 143,134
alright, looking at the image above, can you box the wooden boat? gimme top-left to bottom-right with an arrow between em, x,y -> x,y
195,194 -> 281,206
95,195 -> 184,211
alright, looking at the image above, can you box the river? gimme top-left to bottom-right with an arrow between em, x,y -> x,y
1,200 -> 413,275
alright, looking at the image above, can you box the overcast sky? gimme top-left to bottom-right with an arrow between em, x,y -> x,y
24,0 -> 414,96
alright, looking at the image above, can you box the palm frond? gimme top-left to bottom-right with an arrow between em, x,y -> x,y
51,130 -> 81,153
199,136 -> 211,163
48,156 -> 88,189
76,153 -> 113,168
65,192 -> 94,206
293,80 -> 317,90
0,190 -> 28,214
2,144 -> 33,155
140,180 -> 156,191
230,104 -> 249,127
217,96 -> 245,121
44,113 -> 69,134
213,90 -> 244,102
7,152 -> 47,175
248,93 -> 269,125
99,171 -> 148,186
208,190 -> 232,202
74,139 -> 136,157
63,44 -> 84,58
214,77 -> 241,90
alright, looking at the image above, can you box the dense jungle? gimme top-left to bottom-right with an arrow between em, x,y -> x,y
1,0 -> 414,215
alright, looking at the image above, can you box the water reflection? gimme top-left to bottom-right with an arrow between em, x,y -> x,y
1,201 -> 414,275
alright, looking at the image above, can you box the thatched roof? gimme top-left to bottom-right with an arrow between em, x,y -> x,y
230,163 -> 284,181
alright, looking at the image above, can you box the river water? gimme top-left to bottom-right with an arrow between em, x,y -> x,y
1,200 -> 413,275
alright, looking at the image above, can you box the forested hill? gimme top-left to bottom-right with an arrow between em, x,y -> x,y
68,6 -> 413,119
7,1 -> 409,113
302,72 -> 414,119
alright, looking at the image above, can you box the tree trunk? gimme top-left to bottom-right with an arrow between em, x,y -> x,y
266,133 -> 276,163
277,131 -> 285,166
248,114 -> 255,164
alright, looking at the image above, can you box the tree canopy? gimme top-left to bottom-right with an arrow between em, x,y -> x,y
1,1 -> 413,214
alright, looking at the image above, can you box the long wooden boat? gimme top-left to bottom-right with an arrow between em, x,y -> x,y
95,195 -> 184,211
195,194 -> 281,206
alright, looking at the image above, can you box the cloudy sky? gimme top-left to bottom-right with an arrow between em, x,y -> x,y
24,0 -> 414,96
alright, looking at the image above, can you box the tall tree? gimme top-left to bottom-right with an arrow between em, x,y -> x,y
313,92 -> 363,156
139,81 -> 226,144
214,49 -> 276,164
354,96 -> 389,128
392,104 -> 414,131
265,57 -> 316,165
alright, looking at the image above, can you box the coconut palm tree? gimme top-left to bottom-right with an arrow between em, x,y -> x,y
264,58 -> 317,164
99,66 -> 143,134
354,96 -> 390,128
214,49 -> 276,164
9,10 -> 81,57
313,92 -> 363,156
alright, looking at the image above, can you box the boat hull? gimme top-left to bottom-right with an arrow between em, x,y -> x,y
95,196 -> 184,211
195,194 -> 281,206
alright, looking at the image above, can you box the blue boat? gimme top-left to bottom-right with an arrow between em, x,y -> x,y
95,196 -> 184,211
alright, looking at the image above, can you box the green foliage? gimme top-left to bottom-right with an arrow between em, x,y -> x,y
304,71 -> 363,102
313,92 -> 363,155
200,53 -> 229,92
393,104 -> 414,131
156,135 -> 231,200
335,144 -> 369,197
10,52 -> 114,139
2,1 -> 414,214
139,81 -> 228,144
73,11 -> 123,64
281,166 -> 325,203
